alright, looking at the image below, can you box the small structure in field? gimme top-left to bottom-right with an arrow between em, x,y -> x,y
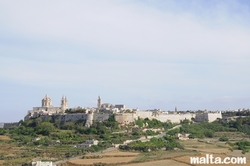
176,133 -> 190,140
32,161 -> 53,166
77,139 -> 99,148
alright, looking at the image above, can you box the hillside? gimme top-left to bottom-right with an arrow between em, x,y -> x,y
2,116 -> 250,165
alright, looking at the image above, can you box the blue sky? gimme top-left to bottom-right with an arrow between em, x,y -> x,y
0,0 -> 250,122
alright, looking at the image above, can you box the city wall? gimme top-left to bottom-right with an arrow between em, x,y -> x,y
3,122 -> 20,129
115,113 -> 135,124
114,111 -> 222,124
93,113 -> 110,121
154,113 -> 195,123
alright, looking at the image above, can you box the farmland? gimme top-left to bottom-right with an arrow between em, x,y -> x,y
63,138 -> 250,166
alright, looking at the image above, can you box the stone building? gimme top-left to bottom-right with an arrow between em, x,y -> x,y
97,96 -> 125,110
24,95 -> 68,120
32,161 -> 53,166
24,95 -> 222,127
176,133 -> 190,140
77,139 -> 99,148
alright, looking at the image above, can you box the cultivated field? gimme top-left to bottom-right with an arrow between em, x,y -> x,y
0,135 -> 11,141
68,150 -> 139,165
214,132 -> 250,140
133,150 -> 198,162
85,149 -> 139,157
0,143 -> 22,156
69,157 -> 137,165
227,150 -> 250,159
176,139 -> 250,166
180,139 -> 230,154
122,159 -> 190,166
0,160 -> 4,165
67,148 -> 198,166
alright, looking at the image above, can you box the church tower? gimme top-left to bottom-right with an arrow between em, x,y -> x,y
97,96 -> 101,108
61,95 -> 68,111
42,94 -> 52,107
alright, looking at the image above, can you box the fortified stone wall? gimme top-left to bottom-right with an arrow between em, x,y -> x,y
115,111 -> 222,124
85,112 -> 94,127
65,113 -> 88,123
93,113 -> 110,121
40,112 -> 110,126
3,122 -> 20,129
195,112 -> 221,122
207,112 -> 222,122
115,113 -> 135,124
195,113 -> 207,122
154,113 -> 195,123
135,111 -> 153,119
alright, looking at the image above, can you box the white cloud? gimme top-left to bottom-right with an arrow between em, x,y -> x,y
0,0 -> 250,116
0,0 -> 250,60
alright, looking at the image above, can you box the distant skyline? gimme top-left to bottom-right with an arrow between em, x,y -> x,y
1,0 -> 250,122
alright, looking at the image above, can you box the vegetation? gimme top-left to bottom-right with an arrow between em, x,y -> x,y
2,115 -> 250,165
219,137 -> 229,142
0,116 -> 119,165
133,150 -> 198,163
65,108 -> 86,114
119,136 -> 182,152
227,140 -> 250,154
236,141 -> 250,154
178,117 -> 250,138
223,109 -> 250,117
135,118 -> 176,130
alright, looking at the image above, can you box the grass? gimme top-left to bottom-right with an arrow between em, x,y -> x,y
69,157 -> 137,165
0,135 -> 11,141
2,157 -> 32,165
0,160 -> 4,165
122,160 -> 190,166
133,149 -> 198,162
214,132 -> 249,140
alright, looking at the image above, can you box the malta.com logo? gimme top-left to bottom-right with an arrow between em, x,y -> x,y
190,154 -> 246,164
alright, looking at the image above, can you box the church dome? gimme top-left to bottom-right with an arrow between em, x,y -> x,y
43,94 -> 51,101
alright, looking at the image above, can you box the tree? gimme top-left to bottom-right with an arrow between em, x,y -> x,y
61,122 -> 75,130
0,128 -> 6,135
219,137 -> 229,142
36,122 -> 55,135
35,117 -> 43,126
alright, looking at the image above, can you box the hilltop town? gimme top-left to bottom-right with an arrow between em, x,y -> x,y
3,95 -> 222,129
1,95 -> 250,166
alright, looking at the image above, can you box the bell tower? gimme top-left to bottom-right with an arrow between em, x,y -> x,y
97,96 -> 101,108
61,95 -> 68,111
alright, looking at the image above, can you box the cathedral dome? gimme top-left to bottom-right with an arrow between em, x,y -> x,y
43,94 -> 51,101
42,94 -> 52,107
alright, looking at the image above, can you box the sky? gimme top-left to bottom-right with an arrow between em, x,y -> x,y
0,0 -> 250,122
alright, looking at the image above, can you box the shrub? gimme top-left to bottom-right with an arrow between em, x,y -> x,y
219,137 -> 229,142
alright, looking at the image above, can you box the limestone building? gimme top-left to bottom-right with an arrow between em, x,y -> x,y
77,139 -> 99,148
97,96 -> 126,110
24,95 -> 68,120
32,161 -> 53,166
24,95 -> 222,127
